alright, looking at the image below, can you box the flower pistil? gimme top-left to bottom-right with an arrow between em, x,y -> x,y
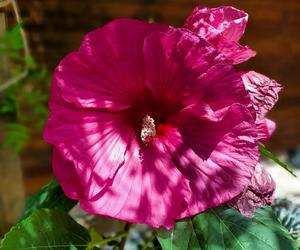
140,115 -> 156,146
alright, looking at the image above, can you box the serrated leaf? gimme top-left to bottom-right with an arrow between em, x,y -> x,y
21,177 -> 78,220
259,143 -> 296,177
0,209 -> 90,250
157,206 -> 297,250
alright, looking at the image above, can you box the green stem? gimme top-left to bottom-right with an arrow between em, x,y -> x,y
119,222 -> 131,250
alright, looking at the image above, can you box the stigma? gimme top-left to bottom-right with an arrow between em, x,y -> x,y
141,115 -> 156,146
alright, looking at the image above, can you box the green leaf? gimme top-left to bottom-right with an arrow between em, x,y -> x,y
157,206 -> 297,250
0,209 -> 90,250
157,219 -> 201,250
0,97 -> 17,115
86,228 -> 128,250
21,177 -> 78,220
259,143 -> 296,177
86,229 -> 103,250
89,228 -> 103,243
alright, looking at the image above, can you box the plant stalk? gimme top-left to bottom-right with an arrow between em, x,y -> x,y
119,222 -> 131,250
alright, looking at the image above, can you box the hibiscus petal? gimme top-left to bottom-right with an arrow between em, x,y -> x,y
184,6 -> 255,64
54,19 -> 169,110
256,118 -> 276,143
52,148 -> 85,200
143,28 -> 254,115
143,28 -> 215,106
44,96 -> 134,199
242,71 -> 282,120
211,35 -> 256,64
185,6 -> 248,42
166,104 -> 259,218
80,138 -> 189,229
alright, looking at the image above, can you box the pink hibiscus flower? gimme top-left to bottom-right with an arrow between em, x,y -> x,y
44,6 -> 281,228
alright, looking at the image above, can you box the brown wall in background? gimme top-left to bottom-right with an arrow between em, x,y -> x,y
17,0 -> 300,191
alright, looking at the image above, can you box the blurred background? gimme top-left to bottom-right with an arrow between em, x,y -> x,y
0,0 -> 299,240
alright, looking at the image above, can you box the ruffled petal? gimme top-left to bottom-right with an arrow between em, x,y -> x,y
54,19 -> 169,110
228,165 -> 275,217
165,104 -> 259,218
256,119 -> 276,143
184,6 -> 255,64
185,6 -> 248,42
210,35 -> 256,64
143,28 -> 254,115
80,137 -> 189,229
242,71 -> 282,120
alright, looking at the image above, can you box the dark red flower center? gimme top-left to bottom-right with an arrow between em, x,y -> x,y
124,87 -> 183,146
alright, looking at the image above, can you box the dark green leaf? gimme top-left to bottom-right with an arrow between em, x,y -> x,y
157,206 -> 297,250
0,97 -> 17,115
28,67 -> 48,80
259,143 -> 296,177
0,209 -> 90,250
21,177 -> 78,220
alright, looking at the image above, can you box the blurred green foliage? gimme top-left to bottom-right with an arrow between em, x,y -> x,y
0,23 -> 50,153
0,23 -> 23,58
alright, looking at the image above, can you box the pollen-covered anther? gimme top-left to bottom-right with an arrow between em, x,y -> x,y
141,115 -> 156,146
